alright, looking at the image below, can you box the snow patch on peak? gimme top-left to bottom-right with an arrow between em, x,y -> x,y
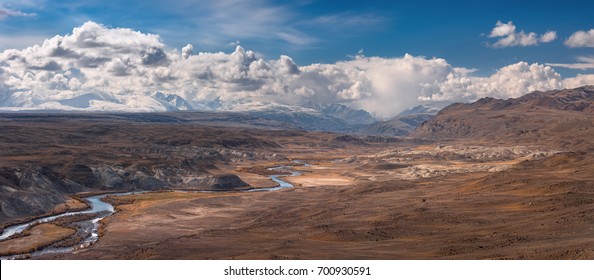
397,105 -> 441,116
58,92 -> 119,108
153,92 -> 194,111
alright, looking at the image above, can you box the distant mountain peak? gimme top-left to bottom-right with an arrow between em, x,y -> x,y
303,102 -> 376,125
513,85 -> 594,112
58,92 -> 120,108
397,105 -> 440,116
152,92 -> 194,111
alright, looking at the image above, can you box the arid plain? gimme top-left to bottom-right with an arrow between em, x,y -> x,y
1,87 -> 594,259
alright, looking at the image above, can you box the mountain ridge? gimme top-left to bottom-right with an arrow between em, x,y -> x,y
411,86 -> 594,149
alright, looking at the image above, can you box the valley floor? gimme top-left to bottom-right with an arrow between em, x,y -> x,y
1,113 -> 593,259
35,145 -> 594,259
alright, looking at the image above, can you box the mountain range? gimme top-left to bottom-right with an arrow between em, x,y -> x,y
4,86 -> 594,140
0,89 -> 441,135
356,105 -> 439,136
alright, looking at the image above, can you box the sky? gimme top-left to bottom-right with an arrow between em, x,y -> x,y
1,0 -> 593,117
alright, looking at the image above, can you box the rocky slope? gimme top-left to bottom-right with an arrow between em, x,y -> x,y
303,103 -> 376,126
1,112 -> 391,227
0,114 -> 296,226
356,105 -> 438,136
357,114 -> 434,136
411,86 -> 594,149
246,103 -> 377,132
0,166 -> 87,224
0,161 -> 257,226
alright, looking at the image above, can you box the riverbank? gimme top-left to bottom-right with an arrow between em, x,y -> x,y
37,150 -> 594,260
0,163 -> 303,259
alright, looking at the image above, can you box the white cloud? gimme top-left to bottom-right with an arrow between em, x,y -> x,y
547,56 -> 594,70
309,12 -> 385,28
276,32 -> 317,46
143,1 -> 382,49
489,21 -> 516,37
419,62 -> 564,103
0,4 -> 36,20
228,40 -> 241,47
0,21 -> 587,117
160,0 -> 317,47
488,21 -> 557,48
1,0 -> 46,7
181,44 -> 193,60
563,74 -> 594,88
540,31 -> 557,43
565,29 -> 594,48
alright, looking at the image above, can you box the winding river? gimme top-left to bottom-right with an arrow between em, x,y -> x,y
0,163 -> 303,259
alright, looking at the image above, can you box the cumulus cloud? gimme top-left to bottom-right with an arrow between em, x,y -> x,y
565,29 -> 594,48
181,44 -> 193,60
540,31 -> 558,43
419,62 -> 564,103
563,74 -> 594,88
0,21 -> 587,117
0,4 -> 35,20
488,21 -> 557,48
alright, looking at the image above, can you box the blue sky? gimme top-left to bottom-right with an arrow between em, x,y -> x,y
1,0 -> 593,76
1,0 -> 593,116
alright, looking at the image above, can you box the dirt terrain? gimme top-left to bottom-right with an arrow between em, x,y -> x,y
30,146 -> 589,260
1,87 -> 594,259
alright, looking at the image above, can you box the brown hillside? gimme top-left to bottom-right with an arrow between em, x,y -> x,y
411,86 -> 594,150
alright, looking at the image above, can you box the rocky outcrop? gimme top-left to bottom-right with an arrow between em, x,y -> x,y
181,174 -> 251,191
0,114 -> 290,226
126,171 -> 166,190
357,114 -> 434,136
0,166 -> 87,225
92,166 -> 125,189
61,164 -> 100,189
0,160 -> 256,225
19,166 -> 88,195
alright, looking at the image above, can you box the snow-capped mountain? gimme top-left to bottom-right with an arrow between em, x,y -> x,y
0,87 -> 440,135
303,102 -> 376,126
356,105 -> 441,136
58,92 -> 120,108
397,105 -> 440,116
153,92 -> 194,111
221,101 -> 378,132
0,91 -> 196,112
